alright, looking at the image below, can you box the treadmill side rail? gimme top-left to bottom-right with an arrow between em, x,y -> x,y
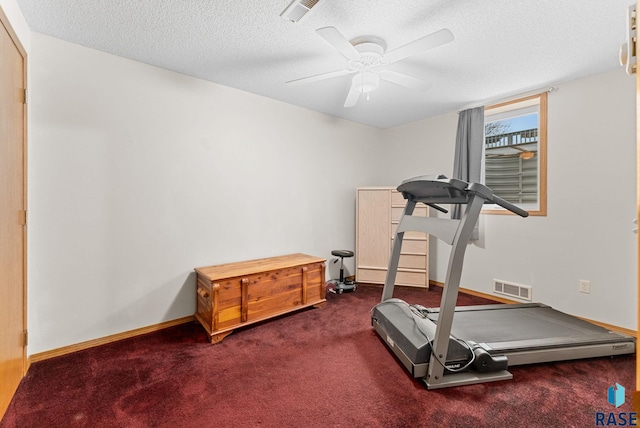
500,342 -> 636,367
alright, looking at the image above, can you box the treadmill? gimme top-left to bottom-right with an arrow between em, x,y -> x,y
371,175 -> 635,389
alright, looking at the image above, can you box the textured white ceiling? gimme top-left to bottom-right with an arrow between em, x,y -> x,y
16,0 -> 632,128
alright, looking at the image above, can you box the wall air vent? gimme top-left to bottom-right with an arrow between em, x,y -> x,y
281,0 -> 321,23
493,279 -> 532,301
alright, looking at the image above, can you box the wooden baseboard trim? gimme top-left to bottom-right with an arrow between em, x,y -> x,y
576,318 -> 636,337
428,280 -> 636,337
29,316 -> 195,363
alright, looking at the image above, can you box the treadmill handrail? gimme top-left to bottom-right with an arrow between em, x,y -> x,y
398,175 -> 529,218
482,192 -> 529,218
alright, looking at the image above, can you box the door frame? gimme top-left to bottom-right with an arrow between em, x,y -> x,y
0,3 -> 28,418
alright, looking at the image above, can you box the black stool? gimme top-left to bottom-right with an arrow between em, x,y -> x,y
328,250 -> 355,294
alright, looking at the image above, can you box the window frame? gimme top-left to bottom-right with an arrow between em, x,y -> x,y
482,92 -> 548,217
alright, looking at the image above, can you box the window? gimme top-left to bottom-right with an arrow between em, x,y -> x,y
483,93 -> 547,216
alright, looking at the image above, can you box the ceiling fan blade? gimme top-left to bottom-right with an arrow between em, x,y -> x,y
382,28 -> 454,64
316,27 -> 361,61
286,69 -> 353,85
343,86 -> 361,108
379,70 -> 431,91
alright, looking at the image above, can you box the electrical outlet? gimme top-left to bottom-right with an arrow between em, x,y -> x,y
579,279 -> 591,294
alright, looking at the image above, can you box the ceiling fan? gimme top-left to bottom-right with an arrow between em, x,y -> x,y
286,26 -> 454,107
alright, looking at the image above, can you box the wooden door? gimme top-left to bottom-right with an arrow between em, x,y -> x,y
637,0 -> 640,407
0,7 -> 27,418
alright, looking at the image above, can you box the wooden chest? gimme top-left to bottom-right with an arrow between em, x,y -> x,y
195,253 -> 326,343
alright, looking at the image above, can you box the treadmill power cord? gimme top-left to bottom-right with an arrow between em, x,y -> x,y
408,304 -> 477,373
374,300 -> 477,373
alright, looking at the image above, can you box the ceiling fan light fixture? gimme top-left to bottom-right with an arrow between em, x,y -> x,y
352,71 -> 380,93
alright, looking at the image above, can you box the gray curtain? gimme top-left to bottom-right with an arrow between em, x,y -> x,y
452,106 -> 484,239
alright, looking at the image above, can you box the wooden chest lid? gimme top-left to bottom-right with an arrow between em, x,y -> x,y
195,253 -> 325,281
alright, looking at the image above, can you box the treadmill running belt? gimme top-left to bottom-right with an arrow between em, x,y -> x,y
430,304 -> 632,352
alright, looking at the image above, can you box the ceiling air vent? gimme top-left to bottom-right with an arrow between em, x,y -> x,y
281,0 -> 321,23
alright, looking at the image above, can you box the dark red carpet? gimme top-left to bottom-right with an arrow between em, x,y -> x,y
1,285 -> 634,427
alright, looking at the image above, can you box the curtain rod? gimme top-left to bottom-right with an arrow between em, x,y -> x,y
457,86 -> 557,113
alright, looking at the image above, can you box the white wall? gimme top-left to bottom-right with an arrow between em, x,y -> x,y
27,33 -> 384,354
380,69 -> 637,329
24,27 -> 639,353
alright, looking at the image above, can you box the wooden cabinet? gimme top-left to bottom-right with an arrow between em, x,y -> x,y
195,253 -> 326,343
356,187 -> 429,288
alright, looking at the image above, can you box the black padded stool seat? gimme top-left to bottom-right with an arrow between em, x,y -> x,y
331,250 -> 354,258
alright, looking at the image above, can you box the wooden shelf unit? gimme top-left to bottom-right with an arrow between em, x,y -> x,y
356,187 -> 429,288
